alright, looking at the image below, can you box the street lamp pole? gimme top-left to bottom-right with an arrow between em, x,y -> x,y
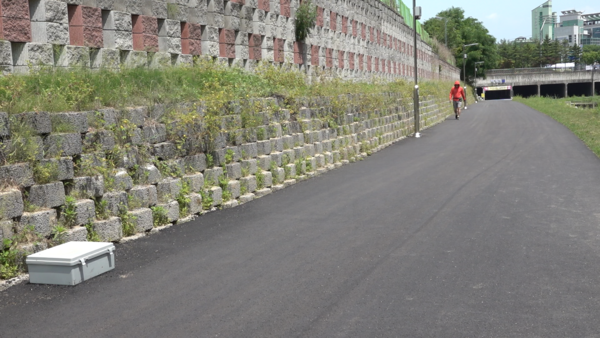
474,61 -> 484,101
413,0 -> 421,138
435,16 -> 448,47
474,61 -> 484,81
462,43 -> 478,88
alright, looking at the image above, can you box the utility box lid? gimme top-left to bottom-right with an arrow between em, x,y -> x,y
26,242 -> 115,267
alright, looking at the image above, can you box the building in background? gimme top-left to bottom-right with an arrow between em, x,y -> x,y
531,0 -> 556,41
581,13 -> 600,45
554,10 -> 600,46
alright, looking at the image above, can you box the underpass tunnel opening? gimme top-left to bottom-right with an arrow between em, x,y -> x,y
594,82 -> 600,96
513,85 -> 538,98
476,87 -> 484,97
484,90 -> 511,100
567,82 -> 592,97
541,84 -> 566,98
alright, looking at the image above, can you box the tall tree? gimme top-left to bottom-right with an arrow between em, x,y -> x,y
423,7 -> 498,83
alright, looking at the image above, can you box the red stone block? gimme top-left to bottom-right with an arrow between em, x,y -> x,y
294,51 -> 302,64
326,57 -> 332,68
69,25 -> 84,46
219,43 -> 235,58
358,54 -> 363,70
133,15 -> 157,35
367,56 -> 371,71
219,29 -> 235,45
377,30 -> 380,44
0,17 -> 31,42
375,58 -> 379,72
189,39 -> 201,55
352,20 -> 357,37
0,0 -> 30,19
325,48 -> 332,59
341,16 -> 347,34
249,46 -> 261,60
133,33 -> 143,51
330,11 -> 336,31
293,41 -> 301,54
131,33 -> 156,52
68,5 -> 83,26
189,23 -> 202,40
310,45 -> 318,65
280,2 -> 290,17
274,38 -> 284,62
181,38 -> 189,54
82,6 -> 101,28
316,7 -> 323,27
258,0 -> 270,11
248,34 -> 261,47
348,52 -> 354,70
180,22 -> 189,39
369,27 -> 374,42
84,26 -> 103,48
338,50 -> 343,68
361,23 -> 366,40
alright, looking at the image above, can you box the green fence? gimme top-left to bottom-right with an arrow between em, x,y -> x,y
378,0 -> 432,44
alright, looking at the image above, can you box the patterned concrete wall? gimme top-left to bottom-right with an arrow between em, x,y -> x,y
0,94 -> 452,257
0,0 -> 458,80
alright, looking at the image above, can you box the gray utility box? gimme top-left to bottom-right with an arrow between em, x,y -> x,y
26,241 -> 115,286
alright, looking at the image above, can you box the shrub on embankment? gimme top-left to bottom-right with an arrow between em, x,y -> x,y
0,62 -> 454,281
515,96 -> 600,157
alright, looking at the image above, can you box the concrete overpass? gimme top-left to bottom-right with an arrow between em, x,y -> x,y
475,68 -> 599,99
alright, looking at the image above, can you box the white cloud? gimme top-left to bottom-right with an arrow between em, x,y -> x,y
487,13 -> 498,20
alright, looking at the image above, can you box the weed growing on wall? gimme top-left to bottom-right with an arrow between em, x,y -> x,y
176,181 -> 191,217
0,226 -> 41,279
151,206 -> 169,227
295,0 -> 317,42
119,205 -> 137,237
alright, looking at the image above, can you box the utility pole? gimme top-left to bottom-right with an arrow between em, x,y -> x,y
413,0 -> 421,138
435,16 -> 448,47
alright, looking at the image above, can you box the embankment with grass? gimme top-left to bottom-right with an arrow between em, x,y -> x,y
515,96 -> 600,157
0,63 -> 457,281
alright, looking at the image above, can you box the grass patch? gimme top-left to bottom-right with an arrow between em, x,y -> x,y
515,96 -> 600,156
0,60 -> 454,115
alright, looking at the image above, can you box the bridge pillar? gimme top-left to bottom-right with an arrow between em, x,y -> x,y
564,83 -> 568,98
537,84 -> 540,97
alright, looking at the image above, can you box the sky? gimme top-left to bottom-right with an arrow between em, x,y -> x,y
418,0 -> 600,42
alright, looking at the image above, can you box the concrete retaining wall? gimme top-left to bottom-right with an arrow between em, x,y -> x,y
0,94 -> 452,258
0,0 -> 458,80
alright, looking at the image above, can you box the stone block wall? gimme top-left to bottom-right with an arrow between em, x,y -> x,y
0,94 -> 452,258
0,0 -> 458,80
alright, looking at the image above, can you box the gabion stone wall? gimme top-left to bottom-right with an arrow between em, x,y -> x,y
0,0 -> 458,80
0,94 -> 452,256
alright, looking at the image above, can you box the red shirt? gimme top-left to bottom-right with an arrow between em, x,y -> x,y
450,86 -> 466,101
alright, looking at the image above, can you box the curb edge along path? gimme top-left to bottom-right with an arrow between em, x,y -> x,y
0,105 -> 453,292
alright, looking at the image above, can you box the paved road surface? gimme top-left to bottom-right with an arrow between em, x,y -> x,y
3,100 -> 600,337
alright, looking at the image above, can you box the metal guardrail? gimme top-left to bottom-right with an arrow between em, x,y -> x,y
486,67 -> 589,76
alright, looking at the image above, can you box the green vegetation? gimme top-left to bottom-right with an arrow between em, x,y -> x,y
0,60 -> 451,116
423,7 -> 498,83
295,0 -> 316,42
496,39 -> 600,69
1,226 -> 40,279
516,96 -> 600,156
151,206 -> 169,227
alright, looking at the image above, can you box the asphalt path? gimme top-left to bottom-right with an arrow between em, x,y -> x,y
3,100 -> 600,337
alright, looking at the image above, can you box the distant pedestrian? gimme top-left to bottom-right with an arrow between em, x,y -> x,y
449,81 -> 466,120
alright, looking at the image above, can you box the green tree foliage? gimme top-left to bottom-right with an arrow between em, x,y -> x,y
423,7 -> 498,83
495,38 -> 589,69
583,45 -> 600,66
